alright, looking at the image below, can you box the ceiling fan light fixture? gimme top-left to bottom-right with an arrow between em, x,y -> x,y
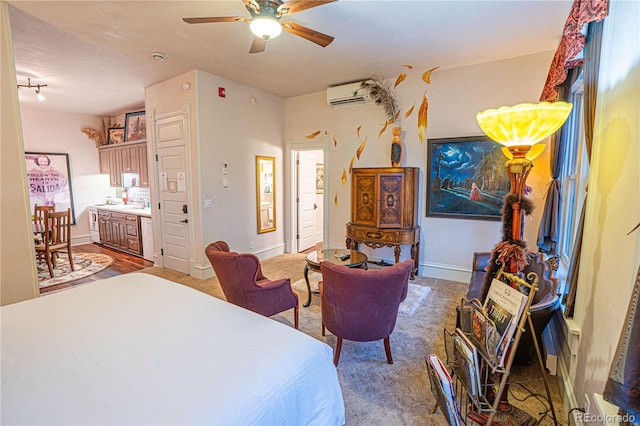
250,16 -> 282,40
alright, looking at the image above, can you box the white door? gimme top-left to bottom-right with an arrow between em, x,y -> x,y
155,114 -> 190,274
297,151 -> 317,252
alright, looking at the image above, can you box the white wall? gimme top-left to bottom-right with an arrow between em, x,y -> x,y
145,69 -> 285,278
285,51 -> 554,281
20,106 -> 111,244
570,0 -> 640,409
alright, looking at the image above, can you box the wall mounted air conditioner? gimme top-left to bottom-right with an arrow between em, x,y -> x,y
326,81 -> 373,107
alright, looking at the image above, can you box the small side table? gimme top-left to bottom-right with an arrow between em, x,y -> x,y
303,248 -> 367,307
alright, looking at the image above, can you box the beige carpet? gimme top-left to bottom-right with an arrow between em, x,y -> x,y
37,253 -> 114,288
136,254 -> 564,426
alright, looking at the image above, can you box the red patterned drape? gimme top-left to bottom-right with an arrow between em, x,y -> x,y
540,0 -> 609,101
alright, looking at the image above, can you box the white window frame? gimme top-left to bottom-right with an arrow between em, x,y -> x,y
557,75 -> 590,295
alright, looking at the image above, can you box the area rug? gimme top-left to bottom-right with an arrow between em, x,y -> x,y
292,272 -> 432,318
37,253 -> 114,288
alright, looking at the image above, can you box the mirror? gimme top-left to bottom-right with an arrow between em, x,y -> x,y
256,156 -> 276,233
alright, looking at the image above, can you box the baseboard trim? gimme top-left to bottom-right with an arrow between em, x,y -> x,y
192,243 -> 286,280
420,261 -> 470,283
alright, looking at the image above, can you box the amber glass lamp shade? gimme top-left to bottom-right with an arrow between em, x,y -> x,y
476,102 -> 573,151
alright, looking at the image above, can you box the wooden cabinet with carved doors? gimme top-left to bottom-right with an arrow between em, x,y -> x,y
346,167 -> 420,278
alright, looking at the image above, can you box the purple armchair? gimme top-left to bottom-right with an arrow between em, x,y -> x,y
319,259 -> 414,366
205,241 -> 299,329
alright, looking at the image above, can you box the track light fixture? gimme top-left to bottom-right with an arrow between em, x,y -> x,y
17,78 -> 47,101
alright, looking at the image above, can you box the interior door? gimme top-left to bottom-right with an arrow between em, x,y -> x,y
155,114 -> 190,274
297,151 -> 317,252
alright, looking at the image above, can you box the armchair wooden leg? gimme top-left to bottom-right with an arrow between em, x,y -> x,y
322,323 -> 326,336
293,305 -> 299,330
384,336 -> 393,364
333,338 -> 342,366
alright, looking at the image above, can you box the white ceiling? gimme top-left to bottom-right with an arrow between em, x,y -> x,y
8,0 -> 572,117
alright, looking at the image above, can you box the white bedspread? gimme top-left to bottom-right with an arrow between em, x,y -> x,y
1,273 -> 345,425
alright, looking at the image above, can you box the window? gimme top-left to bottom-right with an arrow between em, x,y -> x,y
558,74 -> 590,295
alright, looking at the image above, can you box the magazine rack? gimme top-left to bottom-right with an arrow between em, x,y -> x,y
430,263 -> 558,426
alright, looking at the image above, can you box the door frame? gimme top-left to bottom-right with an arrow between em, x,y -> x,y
286,138 -> 330,253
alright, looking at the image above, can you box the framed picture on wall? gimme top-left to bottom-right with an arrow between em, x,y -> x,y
426,136 -> 508,221
316,164 -> 324,194
24,152 -> 76,224
124,110 -> 146,142
108,127 -> 125,144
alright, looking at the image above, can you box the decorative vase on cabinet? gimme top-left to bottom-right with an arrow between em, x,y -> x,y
391,126 -> 402,167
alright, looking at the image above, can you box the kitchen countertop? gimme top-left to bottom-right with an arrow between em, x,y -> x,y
95,204 -> 151,218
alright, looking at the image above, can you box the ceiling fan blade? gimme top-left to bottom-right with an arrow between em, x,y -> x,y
277,0 -> 336,16
282,22 -> 334,47
249,37 -> 266,54
182,16 -> 250,24
242,0 -> 260,13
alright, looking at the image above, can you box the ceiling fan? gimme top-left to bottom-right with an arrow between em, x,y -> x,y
183,0 -> 336,53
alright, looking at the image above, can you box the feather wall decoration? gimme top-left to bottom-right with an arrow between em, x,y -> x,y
394,73 -> 407,88
333,137 -> 338,147
417,92 -> 429,143
356,125 -> 362,137
306,130 -> 321,139
402,64 -> 413,70
405,103 -> 415,118
422,67 -> 440,84
360,78 -> 399,124
341,168 -> 347,184
356,137 -> 367,160
348,156 -> 355,174
334,193 -> 339,207
378,121 -> 389,138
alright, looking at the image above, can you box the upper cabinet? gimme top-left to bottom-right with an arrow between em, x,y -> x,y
98,141 -> 148,187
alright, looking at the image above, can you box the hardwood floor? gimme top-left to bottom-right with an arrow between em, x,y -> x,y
40,243 -> 153,295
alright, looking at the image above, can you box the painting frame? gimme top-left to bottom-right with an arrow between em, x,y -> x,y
316,163 -> 324,194
426,136 -> 509,221
124,110 -> 147,142
24,152 -> 76,225
108,127 -> 125,144
256,155 -> 276,234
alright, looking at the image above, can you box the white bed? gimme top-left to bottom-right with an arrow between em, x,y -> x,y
1,273 -> 345,425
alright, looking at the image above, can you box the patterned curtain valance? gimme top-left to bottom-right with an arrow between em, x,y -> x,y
540,0 -> 609,101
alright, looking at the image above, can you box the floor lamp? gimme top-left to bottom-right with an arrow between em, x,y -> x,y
475,101 -> 573,425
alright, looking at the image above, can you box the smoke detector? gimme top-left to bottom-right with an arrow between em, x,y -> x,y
152,52 -> 166,61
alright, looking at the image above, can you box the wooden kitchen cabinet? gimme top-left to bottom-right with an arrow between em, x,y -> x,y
98,209 -> 142,256
98,141 -> 148,187
136,143 -> 149,187
346,167 -> 420,278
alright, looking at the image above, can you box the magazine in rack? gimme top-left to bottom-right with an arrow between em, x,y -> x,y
426,354 -> 461,426
483,278 -> 527,367
452,328 -> 482,400
458,277 -> 527,369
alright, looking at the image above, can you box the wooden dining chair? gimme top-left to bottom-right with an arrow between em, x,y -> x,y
33,204 -> 55,225
35,208 -> 74,278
